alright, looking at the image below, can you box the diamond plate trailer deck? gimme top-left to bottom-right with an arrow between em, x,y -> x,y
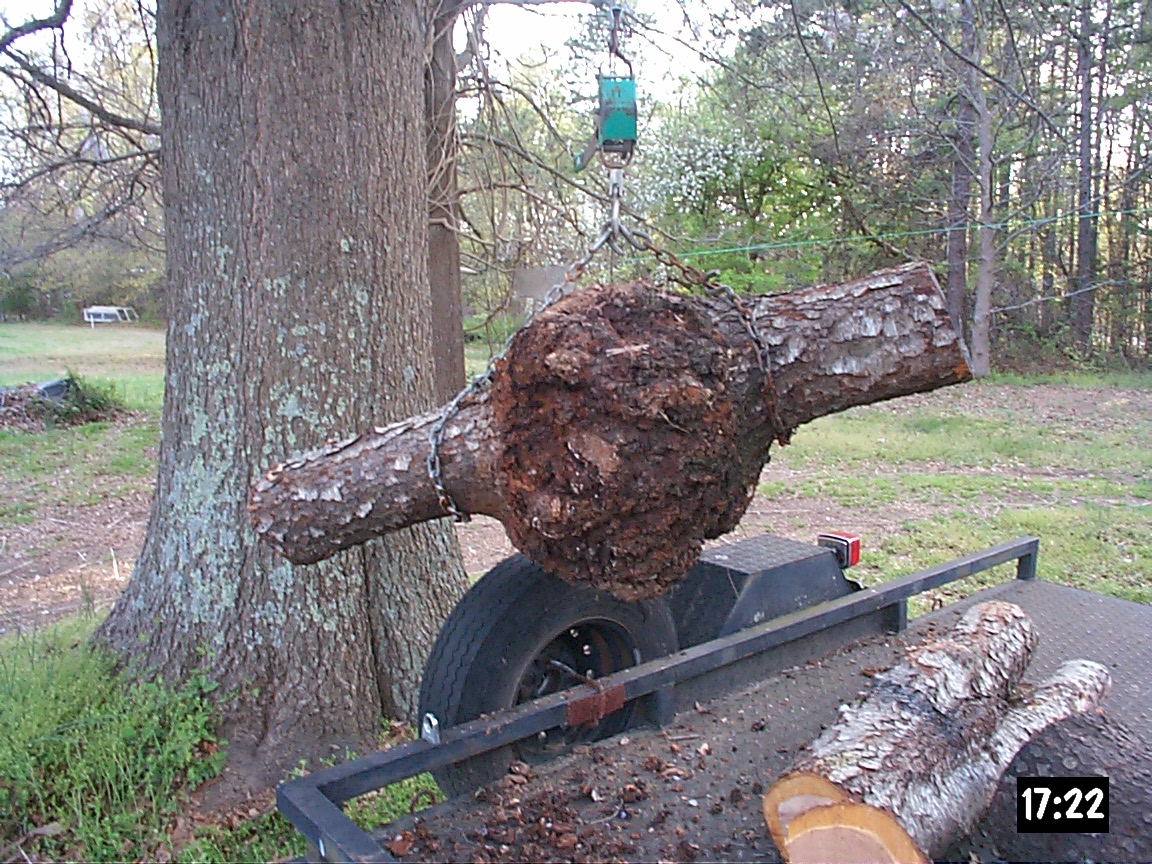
276,536 -> 1131,863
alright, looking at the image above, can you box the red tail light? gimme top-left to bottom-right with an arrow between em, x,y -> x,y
818,532 -> 861,568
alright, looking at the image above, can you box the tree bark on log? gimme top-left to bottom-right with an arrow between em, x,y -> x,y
762,601 -> 1112,863
251,261 -> 971,600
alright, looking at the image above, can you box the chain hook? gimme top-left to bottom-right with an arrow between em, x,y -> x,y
607,2 -> 633,76
608,167 -> 624,245
427,93 -> 789,520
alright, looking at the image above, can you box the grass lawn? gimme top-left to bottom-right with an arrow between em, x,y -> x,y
0,323 -> 164,530
760,379 -> 1152,610
3,317 -> 1151,861
464,339 -> 494,379
0,322 -> 166,412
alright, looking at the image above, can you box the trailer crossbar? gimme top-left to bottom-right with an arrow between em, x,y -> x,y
277,535 -> 1039,863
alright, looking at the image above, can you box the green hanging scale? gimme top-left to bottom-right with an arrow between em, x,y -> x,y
575,2 -> 637,171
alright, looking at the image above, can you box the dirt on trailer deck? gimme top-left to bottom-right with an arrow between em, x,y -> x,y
379,580 -> 1152,864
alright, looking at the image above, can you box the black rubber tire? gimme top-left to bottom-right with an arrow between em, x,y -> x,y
418,554 -> 677,798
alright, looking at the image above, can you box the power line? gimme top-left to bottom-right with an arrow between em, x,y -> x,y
661,206 -> 1152,260
990,283 -> 1101,314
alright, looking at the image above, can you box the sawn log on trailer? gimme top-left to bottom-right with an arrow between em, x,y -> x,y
250,261 -> 970,599
762,600 -> 1111,863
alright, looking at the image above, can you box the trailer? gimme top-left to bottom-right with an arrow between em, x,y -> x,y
82,305 -> 138,326
273,533 -> 1152,863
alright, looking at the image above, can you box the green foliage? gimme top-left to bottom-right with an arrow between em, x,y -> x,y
0,618 -> 225,862
177,736 -> 442,864
0,272 -> 43,320
176,811 -> 306,864
985,370 -> 1152,390
464,312 -> 523,347
345,774 -> 442,833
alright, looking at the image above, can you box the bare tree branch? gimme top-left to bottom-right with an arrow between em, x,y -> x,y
2,48 -> 160,135
891,0 -> 1068,146
0,171 -> 147,272
0,0 -> 74,54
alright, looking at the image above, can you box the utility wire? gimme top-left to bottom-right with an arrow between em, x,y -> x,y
602,206 -> 1151,317
649,206 -> 1152,260
990,281 -> 1125,314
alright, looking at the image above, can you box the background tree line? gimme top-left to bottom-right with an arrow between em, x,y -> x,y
456,0 -> 1152,370
0,0 -> 161,320
3,0 -> 1150,369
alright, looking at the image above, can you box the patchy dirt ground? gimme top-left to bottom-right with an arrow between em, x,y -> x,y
0,493 -> 150,636
0,476 -> 944,635
2,381 -> 1150,636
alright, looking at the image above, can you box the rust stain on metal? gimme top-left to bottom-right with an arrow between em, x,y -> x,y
565,684 -> 627,729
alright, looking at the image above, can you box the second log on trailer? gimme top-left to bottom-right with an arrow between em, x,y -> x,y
250,261 -> 971,600
762,600 -> 1111,863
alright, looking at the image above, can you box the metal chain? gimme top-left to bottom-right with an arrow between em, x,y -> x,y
427,167 -> 790,521
615,222 -> 792,448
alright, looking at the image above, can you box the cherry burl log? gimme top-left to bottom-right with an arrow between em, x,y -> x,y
250,261 -> 971,600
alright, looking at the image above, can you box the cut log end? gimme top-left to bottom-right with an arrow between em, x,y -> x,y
762,773 -> 854,852
763,774 -> 928,863
783,802 -> 929,864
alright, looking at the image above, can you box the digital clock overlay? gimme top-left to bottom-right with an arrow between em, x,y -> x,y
1017,776 -> 1109,834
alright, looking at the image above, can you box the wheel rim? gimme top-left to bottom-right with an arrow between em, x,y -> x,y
514,619 -> 637,759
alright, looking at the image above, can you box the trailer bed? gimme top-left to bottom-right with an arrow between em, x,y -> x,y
377,579 -> 1152,863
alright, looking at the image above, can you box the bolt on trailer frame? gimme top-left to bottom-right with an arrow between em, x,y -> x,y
277,536 -> 1039,864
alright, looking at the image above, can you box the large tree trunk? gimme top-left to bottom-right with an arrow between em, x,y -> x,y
1073,0 -> 1098,352
251,262 -> 971,601
762,601 -> 1111,863
970,81 -> 995,377
96,0 -> 468,791
426,2 -> 466,401
944,0 -> 977,335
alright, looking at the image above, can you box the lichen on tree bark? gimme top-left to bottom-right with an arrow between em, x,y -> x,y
95,0 -> 468,792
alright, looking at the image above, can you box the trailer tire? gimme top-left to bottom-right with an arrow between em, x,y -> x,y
418,554 -> 677,798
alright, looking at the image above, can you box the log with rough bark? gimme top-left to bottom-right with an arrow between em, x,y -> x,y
762,601 -> 1111,863
250,261 -> 971,600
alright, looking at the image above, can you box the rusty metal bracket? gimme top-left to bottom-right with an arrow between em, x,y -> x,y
565,683 -> 627,729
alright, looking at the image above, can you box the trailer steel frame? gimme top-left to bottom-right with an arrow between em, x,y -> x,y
277,536 -> 1039,863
